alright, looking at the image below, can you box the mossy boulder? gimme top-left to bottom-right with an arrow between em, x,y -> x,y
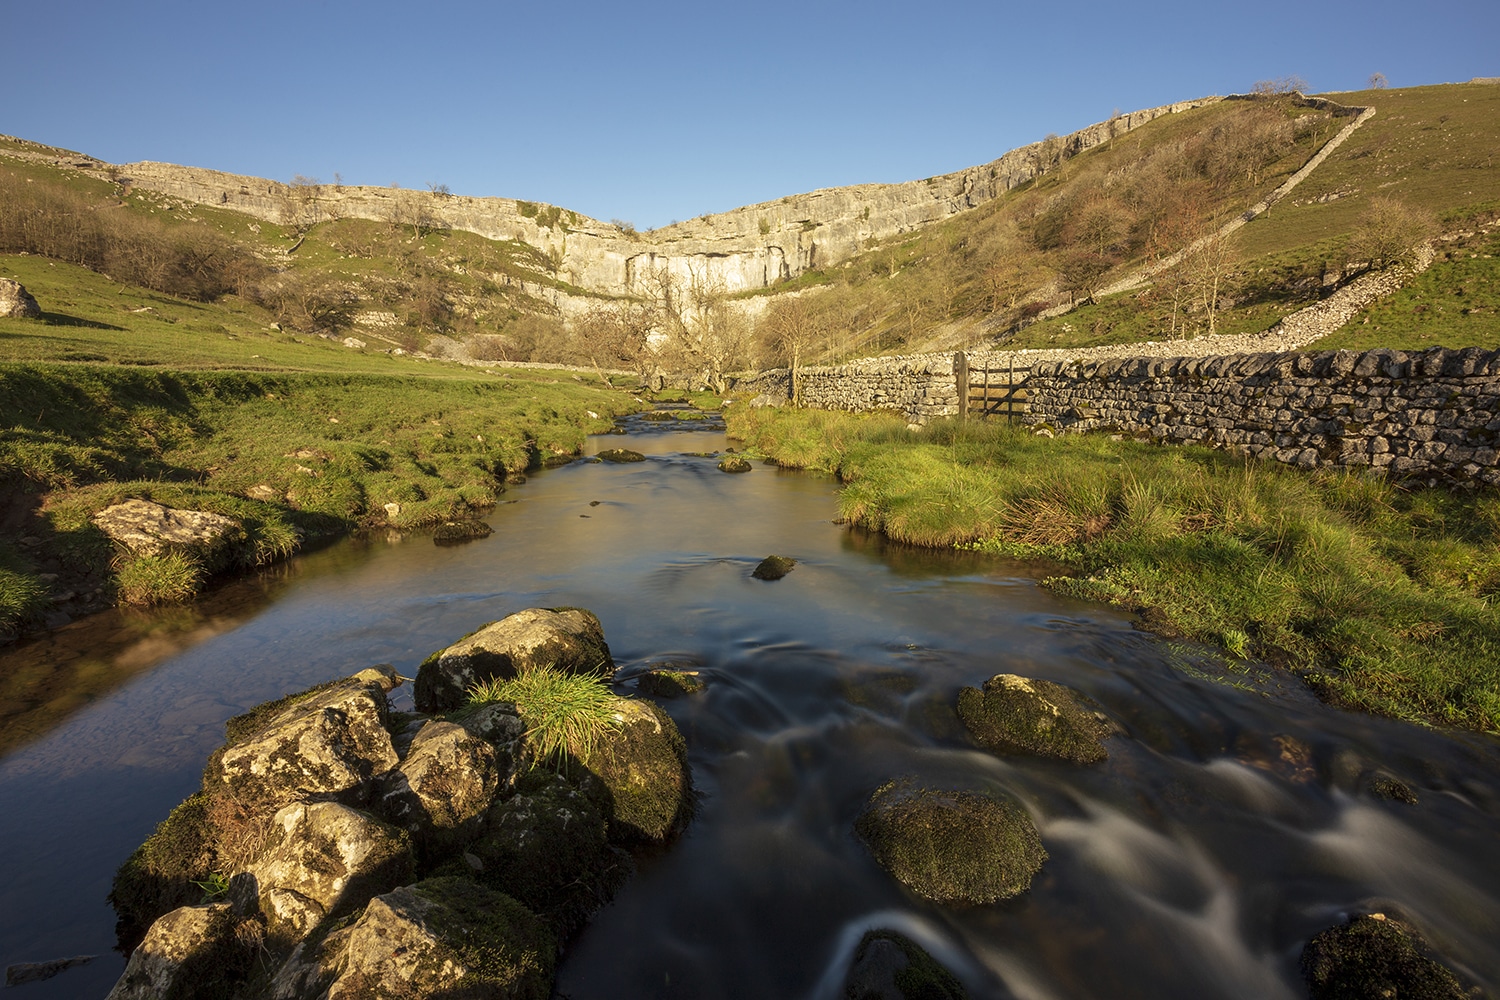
105,903 -> 256,1000
717,455 -> 753,473
583,697 -> 693,842
414,608 -> 615,713
109,792 -> 220,951
211,675 -> 399,811
597,448 -> 645,463
752,554 -> 797,580
268,877 -> 554,1000
1301,913 -> 1468,1000
431,519 -> 493,546
844,929 -> 969,1000
468,770 -> 625,934
247,801 -> 414,947
377,721 -> 504,858
956,674 -> 1114,764
637,668 -> 706,698
855,781 -> 1046,905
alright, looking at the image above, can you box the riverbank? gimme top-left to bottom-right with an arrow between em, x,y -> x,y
728,406 -> 1500,734
0,362 -> 642,637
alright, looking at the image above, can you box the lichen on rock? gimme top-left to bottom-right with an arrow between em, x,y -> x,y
105,903 -> 256,1000
212,675 -> 398,811
377,720 -> 504,856
268,877 -> 554,1000
956,673 -> 1115,764
855,780 -> 1046,905
246,800 -> 414,946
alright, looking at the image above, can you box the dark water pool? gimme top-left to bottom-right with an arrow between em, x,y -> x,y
1,421 -> 1498,999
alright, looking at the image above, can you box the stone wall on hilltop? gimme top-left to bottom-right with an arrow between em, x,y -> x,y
111,98 -> 1219,298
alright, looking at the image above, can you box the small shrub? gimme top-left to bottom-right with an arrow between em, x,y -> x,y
116,551 -> 203,605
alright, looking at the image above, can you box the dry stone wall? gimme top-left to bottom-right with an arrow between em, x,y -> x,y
1024,347 -> 1500,484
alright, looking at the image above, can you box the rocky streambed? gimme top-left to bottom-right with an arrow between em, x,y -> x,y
2,421 -> 1499,999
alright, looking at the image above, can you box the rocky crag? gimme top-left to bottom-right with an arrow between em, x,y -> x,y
4,98 -> 1216,301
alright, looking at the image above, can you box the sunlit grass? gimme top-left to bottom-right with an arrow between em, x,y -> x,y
731,406 -> 1500,733
467,666 -> 622,769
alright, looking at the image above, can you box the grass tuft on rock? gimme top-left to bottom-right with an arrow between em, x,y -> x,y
115,551 -> 203,605
468,666 -> 621,770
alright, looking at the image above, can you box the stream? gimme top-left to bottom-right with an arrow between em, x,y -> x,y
1,415 -> 1498,999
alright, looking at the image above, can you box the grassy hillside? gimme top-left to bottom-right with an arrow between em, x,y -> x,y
748,82 -> 1500,363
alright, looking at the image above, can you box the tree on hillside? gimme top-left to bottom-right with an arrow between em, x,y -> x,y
1347,196 -> 1436,272
760,296 -> 824,404
1369,72 -> 1389,90
638,266 -> 749,392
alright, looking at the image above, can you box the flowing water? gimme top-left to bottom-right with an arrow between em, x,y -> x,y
2,416 -> 1498,999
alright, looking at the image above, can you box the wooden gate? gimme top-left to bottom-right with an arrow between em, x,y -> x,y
955,352 -> 1029,421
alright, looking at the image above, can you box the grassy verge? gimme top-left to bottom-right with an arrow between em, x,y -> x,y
728,407 -> 1500,734
0,362 -> 638,629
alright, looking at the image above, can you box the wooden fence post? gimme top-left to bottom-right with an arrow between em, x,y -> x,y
954,352 -> 969,421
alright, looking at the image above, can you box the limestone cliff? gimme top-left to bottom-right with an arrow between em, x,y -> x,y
5,97 -> 1218,299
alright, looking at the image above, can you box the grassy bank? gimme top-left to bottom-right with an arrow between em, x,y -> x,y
0,362 -> 637,632
729,407 -> 1500,734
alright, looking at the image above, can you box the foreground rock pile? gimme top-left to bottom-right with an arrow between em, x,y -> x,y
107,608 -> 691,1000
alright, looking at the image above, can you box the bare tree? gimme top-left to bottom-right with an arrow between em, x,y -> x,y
1347,196 -> 1436,272
1368,72 -> 1389,90
760,296 -> 824,404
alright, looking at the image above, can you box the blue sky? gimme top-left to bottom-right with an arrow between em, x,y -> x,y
5,0 -> 1496,229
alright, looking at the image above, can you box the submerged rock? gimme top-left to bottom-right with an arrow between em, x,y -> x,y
844,929 -> 969,1000
637,668 -> 706,698
583,697 -> 693,842
5,956 -> 96,987
247,801 -> 413,946
1301,913 -> 1468,1000
414,607 -> 615,713
597,448 -> 646,463
717,455 -> 753,473
269,877 -> 554,1000
431,518 -> 493,545
213,674 -> 398,811
752,554 -> 797,580
1367,773 -> 1419,804
92,499 -> 245,569
378,720 -> 503,856
106,903 -> 255,1000
956,674 -> 1114,764
855,781 -> 1046,905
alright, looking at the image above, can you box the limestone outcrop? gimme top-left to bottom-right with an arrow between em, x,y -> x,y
105,903 -> 254,1000
92,499 -> 245,566
50,98 -> 1216,299
377,720 -> 504,855
0,278 -> 40,319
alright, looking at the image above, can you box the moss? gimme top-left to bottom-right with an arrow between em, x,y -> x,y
1301,914 -> 1467,1000
469,769 -> 627,936
109,792 -> 219,950
752,554 -> 797,580
855,781 -> 1046,905
410,877 -> 556,1000
636,669 -> 706,698
847,930 -> 969,1000
956,674 -> 1114,764
1367,773 -> 1418,804
431,519 -> 493,545
596,448 -> 645,463
717,455 -> 753,473
582,699 -> 693,842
